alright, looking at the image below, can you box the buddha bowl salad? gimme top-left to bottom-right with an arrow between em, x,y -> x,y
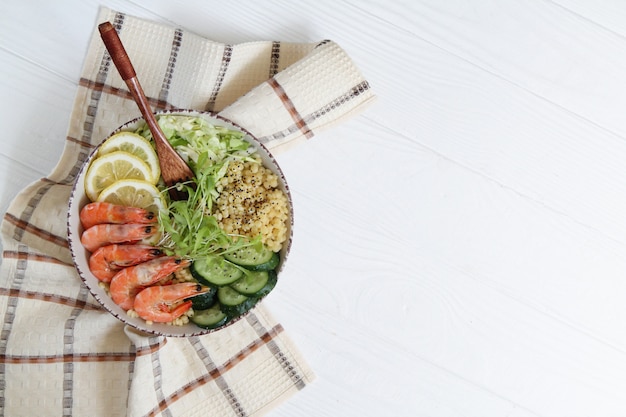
79,114 -> 290,329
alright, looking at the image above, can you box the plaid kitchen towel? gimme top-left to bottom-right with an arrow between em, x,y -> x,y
0,7 -> 374,417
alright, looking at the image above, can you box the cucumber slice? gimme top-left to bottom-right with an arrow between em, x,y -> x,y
218,286 -> 248,306
222,297 -> 257,317
191,256 -> 243,286
188,286 -> 217,310
248,252 -> 279,271
218,286 -> 257,316
191,303 -> 229,329
252,270 -> 277,298
224,245 -> 279,270
230,271 -> 269,296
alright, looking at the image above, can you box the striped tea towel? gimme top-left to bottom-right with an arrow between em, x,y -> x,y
0,7 -> 375,417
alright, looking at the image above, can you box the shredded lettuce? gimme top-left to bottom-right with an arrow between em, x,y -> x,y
134,115 -> 261,259
136,115 -> 255,176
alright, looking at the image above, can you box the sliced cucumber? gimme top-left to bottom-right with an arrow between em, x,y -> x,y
248,252 -> 279,271
230,271 -> 269,296
218,286 -> 256,316
218,285 -> 248,306
252,270 -> 277,298
222,297 -> 258,317
191,256 -> 243,286
224,245 -> 279,270
191,303 -> 229,329
188,286 -> 217,310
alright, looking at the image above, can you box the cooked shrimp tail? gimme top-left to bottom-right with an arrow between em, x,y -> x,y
80,202 -> 157,229
81,224 -> 158,252
109,257 -> 190,310
134,282 -> 209,323
89,244 -> 164,282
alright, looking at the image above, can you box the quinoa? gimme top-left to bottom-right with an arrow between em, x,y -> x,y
173,267 -> 194,283
126,309 -> 140,319
215,158 -> 289,252
98,281 -> 110,295
166,308 -> 193,326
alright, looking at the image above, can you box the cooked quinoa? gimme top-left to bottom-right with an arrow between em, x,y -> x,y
215,158 -> 289,252
98,281 -> 110,295
173,267 -> 194,283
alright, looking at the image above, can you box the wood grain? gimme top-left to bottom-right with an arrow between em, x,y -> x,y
3,1 -> 626,416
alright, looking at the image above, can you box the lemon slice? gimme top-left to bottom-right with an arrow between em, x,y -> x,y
98,132 -> 161,183
96,179 -> 166,214
84,151 -> 153,201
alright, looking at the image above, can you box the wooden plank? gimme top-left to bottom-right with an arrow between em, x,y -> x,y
0,50 -> 74,162
342,0 -> 626,136
296,1 -> 626,248
551,1 -> 626,36
276,119 -> 626,416
3,1 -> 626,416
269,306 -> 543,417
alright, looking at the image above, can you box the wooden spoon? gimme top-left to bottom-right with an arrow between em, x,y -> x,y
98,22 -> 194,201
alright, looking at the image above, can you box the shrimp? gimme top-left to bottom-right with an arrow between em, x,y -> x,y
89,244 -> 164,282
80,202 -> 157,230
81,223 -> 158,252
134,282 -> 210,323
109,257 -> 190,310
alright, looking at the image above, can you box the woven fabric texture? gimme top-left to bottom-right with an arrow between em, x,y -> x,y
0,7 -> 374,417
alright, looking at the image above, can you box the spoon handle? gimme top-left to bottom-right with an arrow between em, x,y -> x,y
98,22 -> 136,80
98,22 -> 194,200
98,22 -> 161,140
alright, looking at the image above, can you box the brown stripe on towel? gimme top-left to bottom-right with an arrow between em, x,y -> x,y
256,123 -> 302,144
65,151 -> 93,185
267,78 -> 313,139
2,250 -> 72,266
126,343 -> 136,402
247,313 -> 305,389
143,325 -> 285,417
257,80 -> 371,143
269,41 -> 281,78
224,322 -> 284,371
0,243 -> 29,414
66,135 -> 97,150
0,288 -> 102,311
315,39 -> 331,48
205,45 -> 233,112
189,336 -> 247,417
158,28 -> 183,106
0,352 -> 135,364
3,213 -> 69,248
7,181 -> 55,243
133,337 -> 168,357
149,336 -> 173,417
306,80 -> 371,121
63,227 -> 95,414
79,78 -> 172,112
82,18 -> 115,147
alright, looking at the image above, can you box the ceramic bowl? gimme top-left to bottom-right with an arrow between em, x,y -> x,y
67,110 -> 293,337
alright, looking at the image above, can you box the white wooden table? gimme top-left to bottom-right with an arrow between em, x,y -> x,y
3,1 -> 626,416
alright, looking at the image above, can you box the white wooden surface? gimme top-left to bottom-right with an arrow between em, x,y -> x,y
3,1 -> 626,416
